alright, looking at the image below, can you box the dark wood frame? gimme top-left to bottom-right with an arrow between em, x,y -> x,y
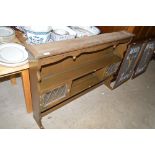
132,39 -> 155,79
103,42 -> 144,89
113,42 -> 145,89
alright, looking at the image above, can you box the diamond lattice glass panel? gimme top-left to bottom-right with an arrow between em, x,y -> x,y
42,84 -> 67,107
106,62 -> 121,76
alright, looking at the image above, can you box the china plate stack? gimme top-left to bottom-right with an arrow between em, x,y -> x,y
0,43 -> 28,67
0,27 -> 15,43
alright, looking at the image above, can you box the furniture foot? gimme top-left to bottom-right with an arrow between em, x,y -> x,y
33,115 -> 44,129
104,76 -> 114,90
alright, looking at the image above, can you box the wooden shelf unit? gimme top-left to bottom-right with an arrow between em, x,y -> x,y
17,29 -> 134,128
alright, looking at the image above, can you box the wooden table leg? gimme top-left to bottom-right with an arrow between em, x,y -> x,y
10,75 -> 17,85
21,69 -> 32,113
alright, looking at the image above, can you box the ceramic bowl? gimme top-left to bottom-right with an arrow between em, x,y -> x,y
18,26 -> 52,44
26,30 -> 51,44
80,26 -> 101,35
53,29 -> 69,35
51,27 -> 76,41
70,26 -> 101,38
26,27 -> 52,44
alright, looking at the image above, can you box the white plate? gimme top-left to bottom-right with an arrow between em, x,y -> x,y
0,60 -> 28,67
0,43 -> 28,64
0,27 -> 14,37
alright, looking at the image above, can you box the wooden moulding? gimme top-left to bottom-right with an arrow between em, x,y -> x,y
16,30 -> 134,59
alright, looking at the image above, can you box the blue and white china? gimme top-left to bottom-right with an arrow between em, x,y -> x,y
16,26 -> 101,44
25,26 -> 52,44
78,26 -> 101,35
16,26 -> 52,44
70,27 -> 92,38
26,30 -> 51,44
51,26 -> 76,41
70,26 -> 101,38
